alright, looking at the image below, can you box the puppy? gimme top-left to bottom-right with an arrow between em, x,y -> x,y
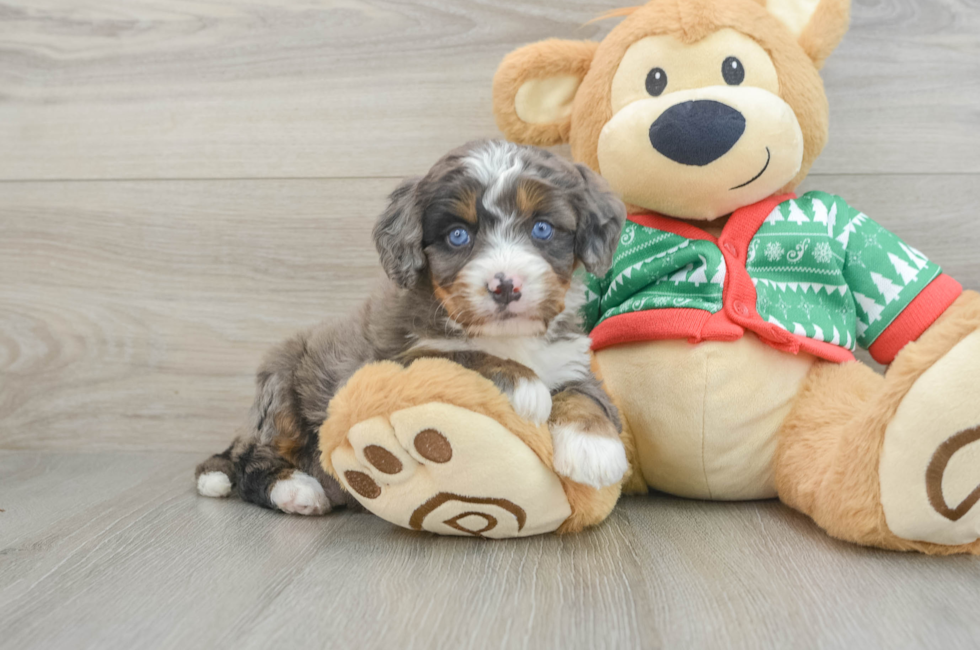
195,140 -> 628,515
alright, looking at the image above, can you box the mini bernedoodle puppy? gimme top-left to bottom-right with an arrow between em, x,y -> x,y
195,140 -> 629,515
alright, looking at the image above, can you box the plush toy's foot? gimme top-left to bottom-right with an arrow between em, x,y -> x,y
880,329 -> 980,546
320,359 -> 621,538
776,292 -> 980,554
332,403 -> 570,537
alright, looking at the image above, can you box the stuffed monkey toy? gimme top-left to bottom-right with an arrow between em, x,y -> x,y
323,0 -> 980,553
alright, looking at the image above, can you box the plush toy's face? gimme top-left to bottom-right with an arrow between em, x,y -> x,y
494,0 -> 851,221
598,29 -> 803,219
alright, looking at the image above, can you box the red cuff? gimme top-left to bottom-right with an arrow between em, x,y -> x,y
868,274 -> 962,365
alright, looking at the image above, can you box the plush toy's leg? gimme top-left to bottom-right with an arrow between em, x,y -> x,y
775,291 -> 980,554
319,358 -> 621,537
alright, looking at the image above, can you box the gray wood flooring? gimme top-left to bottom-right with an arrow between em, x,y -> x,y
3,451 -> 980,650
1,0 -> 979,648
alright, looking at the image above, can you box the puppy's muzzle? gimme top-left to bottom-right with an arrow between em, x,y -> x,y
488,272 -> 522,307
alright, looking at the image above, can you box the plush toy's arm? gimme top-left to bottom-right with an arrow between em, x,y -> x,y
398,348 -> 550,424
320,359 -> 623,537
400,348 -> 535,390
821,192 -> 963,364
865,274 -> 963,364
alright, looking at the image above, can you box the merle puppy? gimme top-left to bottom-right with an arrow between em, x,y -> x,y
195,140 -> 628,515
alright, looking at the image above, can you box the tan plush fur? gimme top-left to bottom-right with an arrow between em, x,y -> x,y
488,0 -> 980,551
795,0 -> 851,67
492,0 -> 848,209
321,359 -> 552,475
775,291 -> 980,554
324,0 -> 973,544
557,477 -> 622,534
321,358 -> 619,532
493,40 -> 598,147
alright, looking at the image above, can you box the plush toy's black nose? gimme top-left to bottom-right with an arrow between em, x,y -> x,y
649,100 -> 746,166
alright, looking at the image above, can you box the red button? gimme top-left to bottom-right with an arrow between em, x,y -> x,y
733,300 -> 749,316
723,242 -> 738,257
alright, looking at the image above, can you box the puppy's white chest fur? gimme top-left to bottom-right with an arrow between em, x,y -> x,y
415,334 -> 592,390
471,335 -> 592,389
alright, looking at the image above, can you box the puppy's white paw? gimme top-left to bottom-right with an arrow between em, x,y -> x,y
197,471 -> 232,498
270,471 -> 330,516
551,423 -> 628,489
507,378 -> 553,424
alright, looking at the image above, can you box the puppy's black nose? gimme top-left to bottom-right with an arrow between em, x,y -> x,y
489,273 -> 521,306
649,100 -> 745,166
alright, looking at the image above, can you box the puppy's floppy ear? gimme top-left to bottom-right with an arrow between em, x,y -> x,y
572,163 -> 625,277
373,177 -> 426,288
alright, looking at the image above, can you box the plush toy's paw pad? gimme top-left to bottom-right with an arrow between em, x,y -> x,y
881,329 -> 980,546
332,402 -> 571,538
197,471 -> 232,498
506,378 -> 553,424
270,471 -> 330,516
551,423 -> 629,489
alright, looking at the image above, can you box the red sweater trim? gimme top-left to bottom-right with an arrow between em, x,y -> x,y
758,328 -> 857,363
625,193 -> 797,246
589,308 -> 742,350
868,274 -> 962,364
589,307 -> 856,361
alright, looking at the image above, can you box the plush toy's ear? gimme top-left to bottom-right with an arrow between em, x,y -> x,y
493,39 -> 598,146
763,0 -> 850,67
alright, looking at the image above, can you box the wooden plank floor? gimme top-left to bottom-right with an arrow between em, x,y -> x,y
3,451 -> 980,650
1,0 -> 979,648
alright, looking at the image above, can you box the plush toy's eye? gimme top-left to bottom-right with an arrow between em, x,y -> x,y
722,57 -> 744,85
645,68 -> 667,96
447,227 -> 471,247
531,221 -> 554,241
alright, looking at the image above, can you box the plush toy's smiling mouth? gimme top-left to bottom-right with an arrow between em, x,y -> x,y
730,147 -> 771,190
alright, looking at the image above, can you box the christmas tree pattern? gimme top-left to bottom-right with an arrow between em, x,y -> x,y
746,192 -> 941,349
787,200 -> 810,226
582,192 -> 943,355
584,229 -> 727,326
870,272 -> 902,304
887,252 -> 919,285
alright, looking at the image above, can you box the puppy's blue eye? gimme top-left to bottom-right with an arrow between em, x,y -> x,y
531,221 -> 554,241
447,227 -> 470,247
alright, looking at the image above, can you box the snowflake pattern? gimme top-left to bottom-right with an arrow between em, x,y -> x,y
774,294 -> 791,315
798,299 -> 815,320
846,248 -> 866,269
813,242 -> 834,265
765,241 -> 785,262
756,293 -> 771,312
